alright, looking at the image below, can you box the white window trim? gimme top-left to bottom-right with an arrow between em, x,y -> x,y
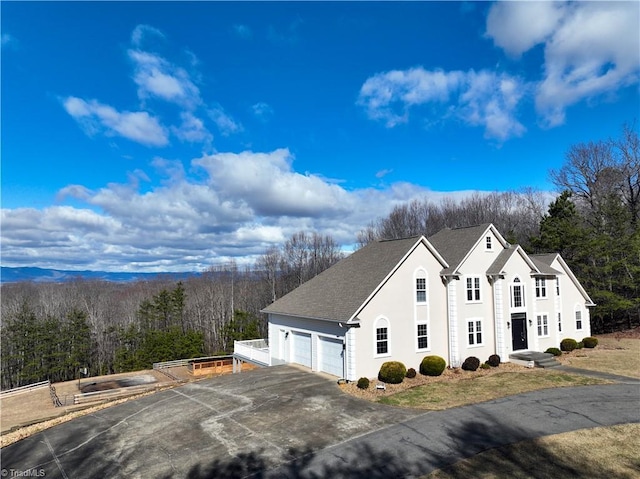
416,321 -> 430,352
465,275 -> 482,304
535,278 -> 547,299
555,277 -> 560,296
466,318 -> 484,348
537,313 -> 550,338
509,277 -> 525,310
485,236 -> 493,251
557,312 -> 562,333
374,316 -> 391,358
575,307 -> 584,331
415,269 -> 427,304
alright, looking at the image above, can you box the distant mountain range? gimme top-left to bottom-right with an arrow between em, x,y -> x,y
0,266 -> 199,284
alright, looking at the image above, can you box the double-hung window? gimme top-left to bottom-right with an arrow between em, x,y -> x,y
375,318 -> 389,356
466,276 -> 481,302
575,310 -> 583,330
416,277 -> 426,303
557,313 -> 562,333
535,278 -> 547,298
467,319 -> 483,346
537,314 -> 549,337
417,323 -> 428,350
486,236 -> 492,250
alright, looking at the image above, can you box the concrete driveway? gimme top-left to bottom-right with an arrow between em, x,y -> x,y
2,366 -> 639,478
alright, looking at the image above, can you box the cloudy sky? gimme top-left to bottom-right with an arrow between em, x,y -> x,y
2,1 -> 638,272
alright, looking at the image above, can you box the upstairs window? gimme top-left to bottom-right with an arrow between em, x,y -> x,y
510,278 -> 525,308
466,276 -> 481,302
416,276 -> 427,303
486,236 -> 492,250
535,278 -> 547,298
556,278 -> 560,296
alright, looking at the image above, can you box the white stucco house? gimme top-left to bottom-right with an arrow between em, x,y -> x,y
241,224 -> 594,381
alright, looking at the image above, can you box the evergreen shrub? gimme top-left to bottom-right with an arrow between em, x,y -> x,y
378,361 -> 407,384
420,355 -> 446,377
461,356 -> 481,371
357,377 -> 370,389
560,338 -> 578,352
487,354 -> 501,367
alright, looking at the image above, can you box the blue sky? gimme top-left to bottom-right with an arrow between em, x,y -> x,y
2,1 -> 639,272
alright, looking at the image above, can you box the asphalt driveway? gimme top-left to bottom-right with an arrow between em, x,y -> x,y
2,365 -> 639,478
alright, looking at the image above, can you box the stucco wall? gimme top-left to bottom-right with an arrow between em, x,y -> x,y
353,242 -> 449,379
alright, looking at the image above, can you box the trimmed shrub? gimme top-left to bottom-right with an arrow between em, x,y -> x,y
560,338 -> 578,352
356,377 -> 370,389
487,354 -> 501,367
378,361 -> 407,384
461,356 -> 481,371
406,367 -> 417,378
582,337 -> 598,348
545,347 -> 562,357
420,355 -> 447,377
480,362 -> 491,370
576,341 -> 584,349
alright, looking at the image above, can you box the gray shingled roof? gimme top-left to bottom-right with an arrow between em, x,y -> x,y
262,236 -> 423,322
530,253 -> 563,276
428,224 -> 492,274
486,246 -> 518,276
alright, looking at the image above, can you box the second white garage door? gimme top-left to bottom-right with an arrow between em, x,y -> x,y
291,332 -> 312,368
319,336 -> 344,378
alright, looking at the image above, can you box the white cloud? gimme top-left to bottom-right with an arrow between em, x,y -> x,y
208,105 -> 243,136
194,149 -> 354,218
172,112 -> 213,144
128,49 -> 202,109
252,102 -> 274,121
63,96 -> 169,146
486,1 -> 640,128
486,2 -> 565,57
358,67 -> 526,141
131,24 -> 165,47
1,149 -> 451,272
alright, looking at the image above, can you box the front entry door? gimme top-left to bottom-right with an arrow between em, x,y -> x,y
511,314 -> 528,351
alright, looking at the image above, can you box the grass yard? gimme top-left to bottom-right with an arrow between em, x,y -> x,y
425,423 -> 640,479
377,370 -> 608,410
558,336 -> 640,378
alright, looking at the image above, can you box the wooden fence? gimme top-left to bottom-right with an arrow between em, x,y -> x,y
0,380 -> 50,398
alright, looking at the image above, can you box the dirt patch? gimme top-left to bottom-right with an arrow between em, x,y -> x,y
80,374 -> 157,393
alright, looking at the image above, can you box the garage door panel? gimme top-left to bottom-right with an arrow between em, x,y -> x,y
292,332 -> 311,368
319,337 -> 344,378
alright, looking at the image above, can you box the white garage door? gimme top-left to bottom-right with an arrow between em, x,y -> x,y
291,332 -> 312,368
319,337 -> 344,378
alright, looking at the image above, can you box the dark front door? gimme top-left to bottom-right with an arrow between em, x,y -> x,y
511,313 -> 528,351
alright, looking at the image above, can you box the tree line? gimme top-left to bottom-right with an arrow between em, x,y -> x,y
1,124 -> 637,388
0,232 -> 343,389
